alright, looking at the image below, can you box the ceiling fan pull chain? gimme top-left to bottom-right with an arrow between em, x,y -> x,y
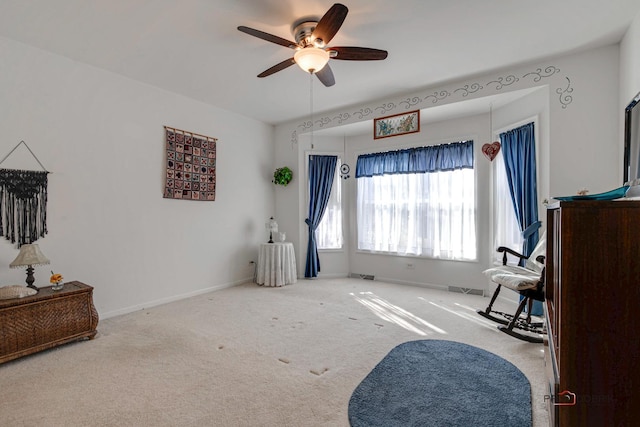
310,72 -> 314,150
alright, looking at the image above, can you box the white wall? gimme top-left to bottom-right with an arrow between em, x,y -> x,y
621,11 -> 640,109
275,44 -> 620,293
621,10 -> 640,174
547,47 -> 621,195
0,37 -> 274,318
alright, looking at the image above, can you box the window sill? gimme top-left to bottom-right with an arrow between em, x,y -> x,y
318,248 -> 344,253
354,249 -> 478,263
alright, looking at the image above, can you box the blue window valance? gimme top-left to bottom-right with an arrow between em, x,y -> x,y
355,140 -> 473,178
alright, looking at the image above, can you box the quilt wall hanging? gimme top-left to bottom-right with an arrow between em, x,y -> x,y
163,126 -> 217,201
0,141 -> 49,247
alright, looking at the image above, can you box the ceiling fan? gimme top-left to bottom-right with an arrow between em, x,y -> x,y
237,3 -> 388,87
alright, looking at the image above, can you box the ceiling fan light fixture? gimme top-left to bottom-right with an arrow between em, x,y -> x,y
294,47 -> 330,73
239,3 -> 386,85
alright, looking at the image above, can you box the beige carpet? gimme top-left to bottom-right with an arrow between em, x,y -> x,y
0,278 -> 548,426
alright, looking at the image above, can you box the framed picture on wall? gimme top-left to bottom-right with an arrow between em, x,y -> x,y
374,110 -> 420,139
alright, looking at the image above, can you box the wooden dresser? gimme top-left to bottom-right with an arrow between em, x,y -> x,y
544,201 -> 640,425
0,281 -> 98,364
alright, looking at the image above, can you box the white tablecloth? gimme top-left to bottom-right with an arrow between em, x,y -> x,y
256,242 -> 297,287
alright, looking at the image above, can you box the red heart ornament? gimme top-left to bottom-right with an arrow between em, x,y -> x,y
482,141 -> 501,161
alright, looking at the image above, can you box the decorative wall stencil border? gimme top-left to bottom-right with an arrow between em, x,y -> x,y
523,66 -> 561,82
400,97 -> 422,109
454,83 -> 483,97
332,112 -> 351,124
486,75 -> 519,90
353,108 -> 374,119
556,77 -> 573,109
424,90 -> 451,104
375,103 -> 397,114
299,120 -> 312,132
291,65 -> 571,144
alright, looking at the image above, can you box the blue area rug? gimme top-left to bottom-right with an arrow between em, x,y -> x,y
348,340 -> 532,427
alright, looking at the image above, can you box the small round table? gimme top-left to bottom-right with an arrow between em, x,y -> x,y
256,242 -> 297,287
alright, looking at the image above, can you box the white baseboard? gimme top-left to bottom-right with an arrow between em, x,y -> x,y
100,277 -> 252,320
373,275 -> 450,292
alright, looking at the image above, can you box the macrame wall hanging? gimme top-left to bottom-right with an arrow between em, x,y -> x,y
0,141 -> 49,247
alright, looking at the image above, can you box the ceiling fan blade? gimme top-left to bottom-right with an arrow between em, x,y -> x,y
257,58 -> 296,78
315,64 -> 335,87
329,47 -> 388,61
312,3 -> 348,46
238,26 -> 297,49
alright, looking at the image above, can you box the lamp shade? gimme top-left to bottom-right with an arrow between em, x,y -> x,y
266,217 -> 278,233
10,244 -> 50,268
294,47 -> 330,73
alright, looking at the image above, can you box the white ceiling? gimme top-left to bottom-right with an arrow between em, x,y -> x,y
1,0 -> 639,125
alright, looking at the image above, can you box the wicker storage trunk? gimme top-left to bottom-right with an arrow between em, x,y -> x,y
0,281 -> 98,364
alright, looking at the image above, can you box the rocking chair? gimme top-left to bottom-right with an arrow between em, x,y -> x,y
477,233 -> 546,343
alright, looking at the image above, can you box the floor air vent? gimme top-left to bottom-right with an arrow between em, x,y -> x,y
350,273 -> 375,280
448,286 -> 484,296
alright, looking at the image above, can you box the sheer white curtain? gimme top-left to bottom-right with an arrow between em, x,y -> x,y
357,168 -> 476,260
316,159 -> 342,249
493,151 -> 523,263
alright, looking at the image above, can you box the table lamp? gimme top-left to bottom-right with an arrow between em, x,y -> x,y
9,243 -> 50,292
266,217 -> 278,243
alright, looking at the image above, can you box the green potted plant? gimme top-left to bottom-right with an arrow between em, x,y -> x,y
273,166 -> 293,186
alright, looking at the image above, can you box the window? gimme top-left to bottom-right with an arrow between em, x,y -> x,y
493,149 -> 522,264
315,158 -> 343,249
493,121 -> 539,263
356,141 -> 476,260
